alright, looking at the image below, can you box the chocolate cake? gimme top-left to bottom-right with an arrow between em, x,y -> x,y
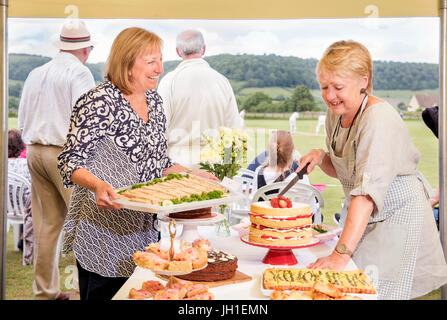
177,249 -> 238,281
169,207 -> 212,219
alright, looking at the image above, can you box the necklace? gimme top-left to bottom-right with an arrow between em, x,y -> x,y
331,94 -> 368,151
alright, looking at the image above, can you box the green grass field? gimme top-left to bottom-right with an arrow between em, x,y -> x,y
5,116 -> 440,299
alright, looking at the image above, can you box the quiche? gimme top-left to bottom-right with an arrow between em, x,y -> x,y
263,268 -> 376,294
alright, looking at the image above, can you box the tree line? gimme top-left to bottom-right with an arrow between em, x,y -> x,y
8,53 -> 439,115
238,86 -> 319,113
9,53 -> 440,91
162,53 -> 439,91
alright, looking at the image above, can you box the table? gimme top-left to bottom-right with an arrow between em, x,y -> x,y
112,226 -> 376,300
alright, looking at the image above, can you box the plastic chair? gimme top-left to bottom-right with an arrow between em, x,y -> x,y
7,171 -> 31,265
230,168 -> 256,223
251,181 -> 324,224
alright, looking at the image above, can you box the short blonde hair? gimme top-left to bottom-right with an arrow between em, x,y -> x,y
267,130 -> 294,171
316,40 -> 373,93
104,27 -> 163,95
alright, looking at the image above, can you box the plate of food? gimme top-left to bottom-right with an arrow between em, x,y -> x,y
113,173 -> 243,215
132,238 -> 210,275
127,278 -> 215,300
311,224 -> 342,241
261,267 -> 377,300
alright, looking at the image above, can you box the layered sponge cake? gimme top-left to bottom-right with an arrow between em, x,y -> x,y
249,197 -> 313,246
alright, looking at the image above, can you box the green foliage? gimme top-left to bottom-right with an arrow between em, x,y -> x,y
241,85 -> 319,113
161,54 -> 439,92
241,91 -> 272,112
373,60 -> 438,90
283,85 -> 318,112
9,54 -> 51,81
397,102 -> 408,111
9,53 -> 104,83
9,53 -> 440,103
8,80 -> 23,97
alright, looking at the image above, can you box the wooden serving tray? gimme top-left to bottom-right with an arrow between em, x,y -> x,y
156,270 -> 252,288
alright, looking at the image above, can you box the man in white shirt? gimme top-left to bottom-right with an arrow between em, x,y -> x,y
157,29 -> 243,169
18,19 -> 96,300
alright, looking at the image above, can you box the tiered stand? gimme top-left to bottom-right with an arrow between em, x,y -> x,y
144,220 -> 207,282
158,212 -> 224,242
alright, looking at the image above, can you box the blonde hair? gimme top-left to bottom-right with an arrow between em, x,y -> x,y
316,40 -> 373,93
267,130 -> 294,172
104,27 -> 163,95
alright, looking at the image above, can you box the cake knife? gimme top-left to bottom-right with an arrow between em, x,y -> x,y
277,163 -> 310,197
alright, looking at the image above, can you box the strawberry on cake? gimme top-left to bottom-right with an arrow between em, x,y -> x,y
249,196 -> 313,246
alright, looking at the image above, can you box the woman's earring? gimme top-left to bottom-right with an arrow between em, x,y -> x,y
360,88 -> 366,94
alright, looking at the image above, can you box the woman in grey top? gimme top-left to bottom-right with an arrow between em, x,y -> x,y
297,40 -> 447,299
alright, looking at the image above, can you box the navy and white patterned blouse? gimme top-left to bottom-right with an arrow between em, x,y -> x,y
58,80 -> 174,277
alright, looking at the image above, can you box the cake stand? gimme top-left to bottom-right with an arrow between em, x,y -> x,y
144,220 -> 208,280
240,235 -> 320,266
158,212 -> 224,242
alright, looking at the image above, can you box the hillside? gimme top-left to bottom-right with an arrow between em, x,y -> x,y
162,54 -> 439,91
7,53 -> 439,115
9,53 -> 105,83
9,53 -> 439,91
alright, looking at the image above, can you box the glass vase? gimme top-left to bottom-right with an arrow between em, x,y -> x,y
215,205 -> 231,237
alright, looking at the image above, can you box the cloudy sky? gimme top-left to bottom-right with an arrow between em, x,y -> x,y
7,17 -> 440,64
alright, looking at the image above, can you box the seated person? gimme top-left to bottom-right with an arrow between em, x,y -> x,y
247,150 -> 304,180
8,129 -> 33,265
251,131 -> 320,222
252,130 -> 310,193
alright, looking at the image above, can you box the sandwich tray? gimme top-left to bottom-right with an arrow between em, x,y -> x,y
113,179 -> 244,216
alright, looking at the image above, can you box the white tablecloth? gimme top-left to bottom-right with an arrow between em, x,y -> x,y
112,226 -> 376,300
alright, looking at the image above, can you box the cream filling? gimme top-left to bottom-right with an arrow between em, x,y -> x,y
253,225 -> 312,233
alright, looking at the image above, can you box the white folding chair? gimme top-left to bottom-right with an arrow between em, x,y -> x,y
251,181 -> 324,224
230,168 -> 256,224
7,171 -> 31,265
315,115 -> 326,135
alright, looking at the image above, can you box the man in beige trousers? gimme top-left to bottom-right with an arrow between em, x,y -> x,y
18,19 -> 96,300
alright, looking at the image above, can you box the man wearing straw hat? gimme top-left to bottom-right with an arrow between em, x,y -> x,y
18,19 -> 96,300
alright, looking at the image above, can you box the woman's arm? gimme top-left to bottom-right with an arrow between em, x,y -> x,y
297,148 -> 338,178
308,195 -> 374,270
71,168 -> 121,210
163,164 -> 220,182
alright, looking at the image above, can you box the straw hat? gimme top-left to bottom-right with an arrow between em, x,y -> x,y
53,19 -> 96,50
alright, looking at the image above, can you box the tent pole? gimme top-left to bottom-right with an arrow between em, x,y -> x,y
0,0 -> 7,301
440,0 -> 447,301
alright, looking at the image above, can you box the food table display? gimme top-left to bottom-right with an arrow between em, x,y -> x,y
112,176 -> 378,300
112,226 -> 377,300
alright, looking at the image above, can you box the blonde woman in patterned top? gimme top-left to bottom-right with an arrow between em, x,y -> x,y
297,40 -> 447,299
58,27 -> 217,300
